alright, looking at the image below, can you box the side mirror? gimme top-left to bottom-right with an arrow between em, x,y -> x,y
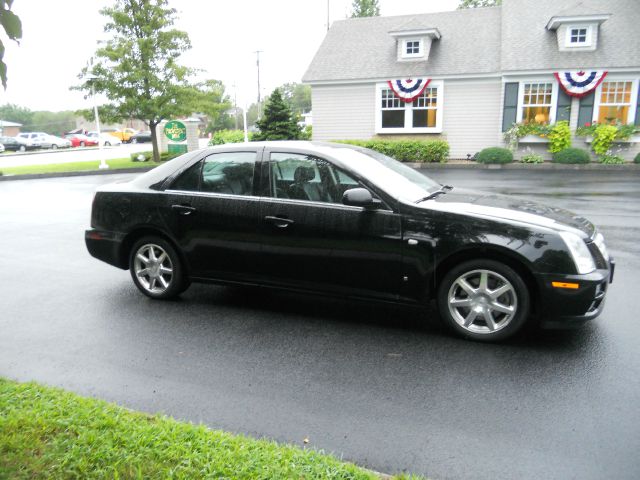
342,188 -> 381,209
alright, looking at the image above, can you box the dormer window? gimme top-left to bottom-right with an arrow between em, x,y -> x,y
566,25 -> 592,47
403,39 -> 423,58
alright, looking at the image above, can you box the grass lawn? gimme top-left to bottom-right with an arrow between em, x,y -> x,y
0,157 -> 162,176
0,378 -> 421,479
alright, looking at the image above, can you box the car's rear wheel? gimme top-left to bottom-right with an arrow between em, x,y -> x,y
129,237 -> 186,299
80,141 -> 86,147
51,144 -> 58,150
131,138 -> 138,144
437,259 -> 530,342
19,145 -> 26,152
104,141 -> 111,146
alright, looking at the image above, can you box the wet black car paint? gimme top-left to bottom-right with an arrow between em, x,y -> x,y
86,142 -> 612,328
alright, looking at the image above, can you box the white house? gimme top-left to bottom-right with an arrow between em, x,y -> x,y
303,0 -> 640,160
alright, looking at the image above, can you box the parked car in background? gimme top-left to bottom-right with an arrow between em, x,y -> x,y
18,132 -> 48,149
85,141 -> 614,342
0,135 -> 37,152
108,128 -> 137,143
45,135 -> 72,149
65,134 -> 99,148
0,142 -> 5,153
130,131 -> 152,143
87,131 -> 123,146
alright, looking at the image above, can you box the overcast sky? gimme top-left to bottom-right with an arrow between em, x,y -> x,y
0,0 -> 459,112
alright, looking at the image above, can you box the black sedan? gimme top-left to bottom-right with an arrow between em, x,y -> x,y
85,142 -> 613,341
130,131 -> 152,143
0,136 -> 35,152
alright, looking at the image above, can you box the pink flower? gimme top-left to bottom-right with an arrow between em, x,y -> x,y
584,122 -> 591,127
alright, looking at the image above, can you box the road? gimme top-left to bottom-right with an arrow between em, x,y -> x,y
1,168 -> 639,480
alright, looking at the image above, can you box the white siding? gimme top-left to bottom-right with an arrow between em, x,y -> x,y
312,84 -> 375,140
442,79 -> 503,158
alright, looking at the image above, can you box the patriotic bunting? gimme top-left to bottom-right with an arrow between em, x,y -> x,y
387,78 -> 431,102
554,70 -> 608,98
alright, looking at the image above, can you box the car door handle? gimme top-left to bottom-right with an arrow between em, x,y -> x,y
264,215 -> 294,228
171,204 -> 197,216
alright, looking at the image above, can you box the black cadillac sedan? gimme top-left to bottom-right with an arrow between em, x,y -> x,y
86,141 -> 613,341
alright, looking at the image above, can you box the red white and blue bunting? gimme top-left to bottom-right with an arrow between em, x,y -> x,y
387,78 -> 431,102
554,70 -> 608,98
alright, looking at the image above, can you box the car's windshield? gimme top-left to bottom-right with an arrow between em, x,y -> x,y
331,146 -> 441,203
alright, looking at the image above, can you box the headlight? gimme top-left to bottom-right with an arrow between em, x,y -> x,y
559,231 -> 596,274
593,232 -> 609,261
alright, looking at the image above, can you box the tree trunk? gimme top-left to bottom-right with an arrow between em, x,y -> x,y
149,121 -> 160,162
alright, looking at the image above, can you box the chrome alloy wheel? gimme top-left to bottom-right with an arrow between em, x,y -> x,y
133,243 -> 174,294
447,269 -> 517,334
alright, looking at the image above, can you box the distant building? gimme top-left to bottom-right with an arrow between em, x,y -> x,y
303,0 -> 640,160
0,120 -> 22,137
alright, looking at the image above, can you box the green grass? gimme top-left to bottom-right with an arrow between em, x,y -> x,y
0,378 -> 421,479
0,157 -> 162,176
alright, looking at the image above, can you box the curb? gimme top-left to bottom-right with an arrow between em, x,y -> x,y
407,162 -> 640,171
0,167 -> 154,182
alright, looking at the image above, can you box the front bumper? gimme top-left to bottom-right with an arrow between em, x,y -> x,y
536,258 -> 614,329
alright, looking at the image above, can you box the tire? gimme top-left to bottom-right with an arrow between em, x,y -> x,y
131,138 -> 138,144
104,141 -> 111,147
51,144 -> 58,150
129,236 -> 186,299
437,259 -> 530,342
19,145 -> 26,152
80,141 -> 85,147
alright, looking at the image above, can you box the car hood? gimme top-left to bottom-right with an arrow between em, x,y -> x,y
422,188 -> 595,238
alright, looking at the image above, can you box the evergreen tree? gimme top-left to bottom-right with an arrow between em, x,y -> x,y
458,0 -> 501,9
350,0 -> 380,18
254,89 -> 301,141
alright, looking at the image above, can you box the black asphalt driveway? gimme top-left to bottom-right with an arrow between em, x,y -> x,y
1,168 -> 639,479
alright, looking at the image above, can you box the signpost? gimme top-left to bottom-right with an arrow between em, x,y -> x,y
164,120 -> 188,154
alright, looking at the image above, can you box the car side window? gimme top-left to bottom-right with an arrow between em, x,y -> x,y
200,152 -> 256,196
269,152 -> 362,204
171,161 -> 203,191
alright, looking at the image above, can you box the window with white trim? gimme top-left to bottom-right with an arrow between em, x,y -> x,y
518,82 -> 556,124
377,82 -> 442,133
401,38 -> 423,58
594,80 -> 637,124
564,24 -> 592,47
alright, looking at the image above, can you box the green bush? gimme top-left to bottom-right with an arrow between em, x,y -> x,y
337,139 -> 449,163
547,121 -> 571,153
591,124 -> 618,156
130,151 -> 182,162
520,153 -> 544,164
209,129 -> 254,145
552,148 -> 591,164
299,125 -> 312,140
635,152 -> 640,164
476,147 -> 513,164
599,154 -> 625,164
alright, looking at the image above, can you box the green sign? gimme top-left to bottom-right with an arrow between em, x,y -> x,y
164,120 -> 187,142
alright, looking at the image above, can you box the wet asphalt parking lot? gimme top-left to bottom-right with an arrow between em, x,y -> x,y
1,168 -> 639,479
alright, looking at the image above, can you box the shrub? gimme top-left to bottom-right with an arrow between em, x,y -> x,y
209,129 -> 252,145
591,124 -> 618,156
299,125 -> 312,140
130,151 -> 153,162
337,139 -> 449,163
552,148 -> 591,164
160,152 -> 181,162
476,147 -> 513,164
547,121 -> 571,153
635,152 -> 640,164
599,154 -> 625,164
520,153 -> 544,164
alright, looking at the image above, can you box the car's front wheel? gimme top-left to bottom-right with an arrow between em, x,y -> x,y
19,145 -> 26,152
129,237 -> 186,299
437,259 -> 530,342
51,144 -> 58,150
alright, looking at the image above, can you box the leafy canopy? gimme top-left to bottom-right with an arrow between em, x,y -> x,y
350,0 -> 380,18
254,89 -> 301,141
458,0 -> 501,9
0,0 -> 22,89
76,0 -> 200,160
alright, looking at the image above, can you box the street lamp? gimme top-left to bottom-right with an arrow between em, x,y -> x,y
84,74 -> 108,169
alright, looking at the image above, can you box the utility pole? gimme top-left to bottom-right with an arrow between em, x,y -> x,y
232,81 -> 238,130
254,50 -> 263,119
327,0 -> 330,31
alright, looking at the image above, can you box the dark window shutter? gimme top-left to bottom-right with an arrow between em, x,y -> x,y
577,91 -> 595,127
556,89 -> 572,122
502,83 -> 519,131
635,83 -> 640,126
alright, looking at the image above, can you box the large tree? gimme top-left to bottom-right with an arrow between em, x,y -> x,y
193,79 -> 234,134
458,0 -> 501,9
0,0 -> 21,89
279,82 -> 311,117
76,0 -> 199,162
350,0 -> 380,18
0,103 -> 31,125
254,89 -> 300,141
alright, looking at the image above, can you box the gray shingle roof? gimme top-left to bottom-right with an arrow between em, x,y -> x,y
302,0 -> 640,83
